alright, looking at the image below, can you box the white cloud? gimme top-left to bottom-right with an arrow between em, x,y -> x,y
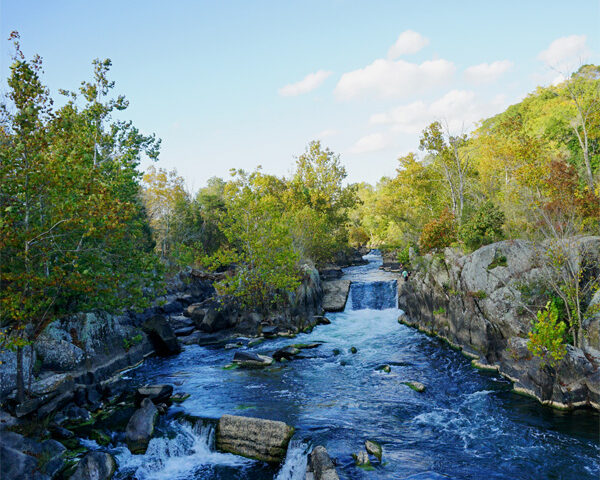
316,129 -> 338,139
465,60 -> 513,84
538,35 -> 590,69
349,133 -> 388,154
335,58 -> 455,100
387,30 -> 429,59
370,90 -> 509,134
278,70 -> 333,97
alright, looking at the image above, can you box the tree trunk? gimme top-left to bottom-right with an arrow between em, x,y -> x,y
16,346 -> 25,404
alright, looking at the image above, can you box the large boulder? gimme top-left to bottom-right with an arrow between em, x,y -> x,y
125,397 -> 159,454
306,445 -> 339,480
216,414 -> 294,463
35,335 -> 85,371
322,280 -> 351,312
200,308 -> 235,333
142,315 -> 181,355
0,432 -> 65,479
70,452 -> 117,480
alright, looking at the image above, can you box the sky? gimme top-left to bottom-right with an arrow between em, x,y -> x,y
1,0 -> 599,190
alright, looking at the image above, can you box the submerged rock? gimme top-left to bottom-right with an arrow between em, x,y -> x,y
125,398 -> 158,454
233,351 -> 274,368
376,364 -> 391,373
306,445 -> 340,480
314,316 -> 331,325
365,439 -> 382,461
70,451 -> 117,480
350,346 -> 358,354
404,381 -> 426,392
216,414 -> 294,463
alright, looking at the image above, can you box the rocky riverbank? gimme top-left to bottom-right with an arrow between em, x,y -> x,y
397,236 -> 600,411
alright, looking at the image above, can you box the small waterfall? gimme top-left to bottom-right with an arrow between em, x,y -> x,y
346,280 -> 398,311
274,438 -> 309,480
114,419 -> 251,479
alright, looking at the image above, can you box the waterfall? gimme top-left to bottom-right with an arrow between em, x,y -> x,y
274,438 -> 309,480
346,279 -> 398,311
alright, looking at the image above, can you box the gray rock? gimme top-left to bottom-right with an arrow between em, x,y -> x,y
200,308 -> 234,333
216,414 -> 294,463
184,304 -> 207,322
70,451 -> 117,480
174,326 -> 195,337
142,315 -> 181,355
35,335 -> 84,371
404,381 -> 425,393
136,384 -> 174,405
322,280 -> 351,312
125,397 -> 159,454
365,440 -> 382,461
179,330 -> 204,345
352,450 -> 370,466
319,265 -> 343,280
169,315 -> 195,330
233,351 -> 274,368
261,325 -> 278,338
273,346 -> 301,361
306,445 -> 339,480
0,445 -> 49,480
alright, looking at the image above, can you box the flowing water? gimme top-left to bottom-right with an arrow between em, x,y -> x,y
111,251 -> 599,479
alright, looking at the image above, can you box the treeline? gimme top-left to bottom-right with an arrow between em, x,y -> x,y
141,141 -> 358,311
350,65 -> 599,255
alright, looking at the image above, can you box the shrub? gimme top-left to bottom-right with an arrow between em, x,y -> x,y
527,300 -> 567,367
459,201 -> 505,251
419,209 -> 457,253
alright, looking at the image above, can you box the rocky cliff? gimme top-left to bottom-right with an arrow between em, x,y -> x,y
398,236 -> 600,410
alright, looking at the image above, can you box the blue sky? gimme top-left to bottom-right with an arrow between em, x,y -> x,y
1,0 -> 599,188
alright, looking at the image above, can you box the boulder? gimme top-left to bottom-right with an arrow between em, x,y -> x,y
125,397 -> 159,454
142,315 -> 181,355
0,445 -> 49,480
0,432 -> 65,479
216,414 -> 294,463
184,304 -> 207,323
319,265 -> 343,280
200,308 -> 234,333
365,440 -> 382,461
136,384 -> 174,406
306,445 -> 339,480
322,280 -> 351,312
179,330 -> 203,345
273,346 -> 301,361
169,315 -> 195,330
233,351 -> 274,368
404,381 -> 426,393
261,325 -> 278,338
314,316 -> 331,325
70,452 -> 117,480
174,326 -> 195,337
35,335 -> 84,371
352,450 -> 370,466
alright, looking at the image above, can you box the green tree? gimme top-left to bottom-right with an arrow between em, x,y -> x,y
0,34 -> 161,402
459,201 -> 505,251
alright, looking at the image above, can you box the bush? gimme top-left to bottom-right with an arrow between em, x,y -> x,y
419,209 -> 457,253
397,245 -> 411,266
460,201 -> 505,251
348,225 -> 370,247
527,300 -> 567,367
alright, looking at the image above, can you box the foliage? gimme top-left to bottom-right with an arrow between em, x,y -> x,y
418,209 -> 457,253
527,300 -> 568,367
0,34 -> 162,401
459,201 -> 505,251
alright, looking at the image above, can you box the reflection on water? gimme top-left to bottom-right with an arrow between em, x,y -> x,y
112,251 -> 599,480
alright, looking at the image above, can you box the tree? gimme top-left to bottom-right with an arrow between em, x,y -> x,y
459,201 -> 505,251
418,209 -> 457,253
419,122 -> 472,222
287,141 -> 358,264
0,34 -> 161,402
142,166 -> 188,259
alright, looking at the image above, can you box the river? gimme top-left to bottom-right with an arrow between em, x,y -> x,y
110,251 -> 599,479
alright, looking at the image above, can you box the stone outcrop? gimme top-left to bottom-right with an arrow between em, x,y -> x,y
70,452 -> 117,480
142,315 -> 182,355
306,445 -> 339,480
0,431 -> 66,480
398,236 -> 600,410
322,280 -> 351,312
125,397 -> 159,454
233,351 -> 274,368
216,414 -> 294,463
